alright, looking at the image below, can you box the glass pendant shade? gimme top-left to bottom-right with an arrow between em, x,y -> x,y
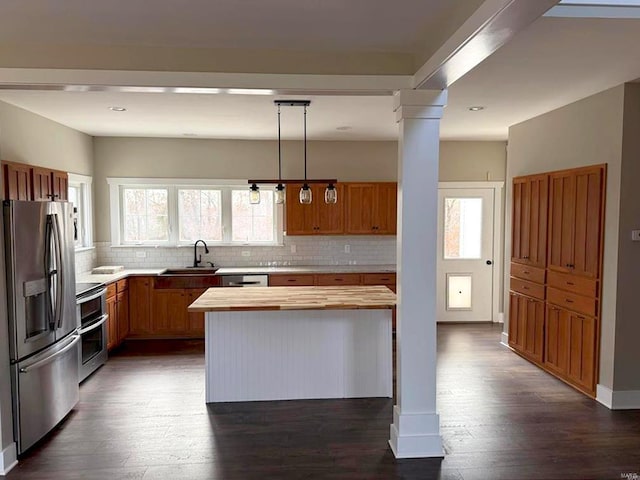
324,183 -> 337,204
249,184 -> 261,204
299,184 -> 312,204
274,184 -> 285,204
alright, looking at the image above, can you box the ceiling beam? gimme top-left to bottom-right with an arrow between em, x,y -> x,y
413,0 -> 560,90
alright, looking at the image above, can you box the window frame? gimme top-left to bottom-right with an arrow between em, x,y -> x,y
107,178 -> 283,247
67,173 -> 94,251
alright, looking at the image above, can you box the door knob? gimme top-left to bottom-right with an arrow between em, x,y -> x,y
486,260 -> 493,265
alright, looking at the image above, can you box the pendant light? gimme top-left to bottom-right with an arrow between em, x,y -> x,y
274,104 -> 285,204
299,104 -> 313,204
248,100 -> 336,202
324,183 -> 337,204
249,183 -> 260,204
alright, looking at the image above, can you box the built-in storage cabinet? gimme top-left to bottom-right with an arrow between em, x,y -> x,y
2,161 -> 32,200
547,166 -> 604,278
511,174 -> 548,267
509,164 -> 605,398
345,183 -> 397,235
128,276 -> 153,336
1,160 -> 68,201
285,183 -> 345,235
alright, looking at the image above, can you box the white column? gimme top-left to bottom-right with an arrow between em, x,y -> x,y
390,89 -> 447,459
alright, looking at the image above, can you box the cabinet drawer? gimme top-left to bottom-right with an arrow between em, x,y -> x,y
510,263 -> 545,284
315,274 -> 361,286
509,277 -> 545,300
547,287 -> 597,317
362,273 -> 396,285
269,274 -> 315,286
116,278 -> 128,293
547,271 -> 597,297
106,282 -> 117,299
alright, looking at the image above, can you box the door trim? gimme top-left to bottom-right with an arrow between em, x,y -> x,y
439,181 -> 504,323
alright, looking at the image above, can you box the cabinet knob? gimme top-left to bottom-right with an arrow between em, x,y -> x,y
522,256 -> 529,259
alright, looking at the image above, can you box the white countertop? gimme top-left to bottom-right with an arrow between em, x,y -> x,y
76,264 -> 396,284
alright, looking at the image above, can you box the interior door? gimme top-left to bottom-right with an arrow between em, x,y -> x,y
437,188 -> 495,322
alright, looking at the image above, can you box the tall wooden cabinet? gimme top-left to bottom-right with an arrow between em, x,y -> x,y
509,164 -> 605,397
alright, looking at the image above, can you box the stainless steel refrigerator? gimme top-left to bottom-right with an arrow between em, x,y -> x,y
3,200 -> 79,454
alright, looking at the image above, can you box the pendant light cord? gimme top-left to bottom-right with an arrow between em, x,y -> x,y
277,105 -> 282,181
303,105 -> 308,181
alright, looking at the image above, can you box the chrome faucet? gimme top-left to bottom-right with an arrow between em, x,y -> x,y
193,239 -> 209,268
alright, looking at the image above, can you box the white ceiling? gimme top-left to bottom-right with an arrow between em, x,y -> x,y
1,16 -> 640,141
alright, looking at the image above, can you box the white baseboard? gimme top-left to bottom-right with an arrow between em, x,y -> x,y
0,442 -> 17,475
596,384 -> 640,410
500,331 -> 509,348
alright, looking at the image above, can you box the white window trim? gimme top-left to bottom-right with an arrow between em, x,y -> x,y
68,173 -> 93,250
107,177 -> 284,247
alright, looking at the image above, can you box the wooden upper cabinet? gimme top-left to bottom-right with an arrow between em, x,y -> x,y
30,167 -> 54,201
2,161 -> 32,201
52,170 -> 68,201
548,165 -> 604,278
285,183 -> 344,235
511,174 -> 548,267
346,182 -> 397,235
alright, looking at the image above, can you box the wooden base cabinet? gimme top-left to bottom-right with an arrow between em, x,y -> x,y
545,305 -> 596,395
508,293 -> 544,363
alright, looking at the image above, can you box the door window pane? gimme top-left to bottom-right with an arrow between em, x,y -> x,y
178,189 -> 222,242
444,198 -> 482,259
447,274 -> 472,310
231,190 -> 274,242
122,188 -> 169,242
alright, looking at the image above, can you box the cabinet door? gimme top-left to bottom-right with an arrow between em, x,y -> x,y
52,170 -> 68,201
548,166 -> 603,277
512,175 -> 548,267
375,183 -> 397,234
567,312 -> 596,393
508,293 -> 544,362
129,277 -> 153,336
116,291 -> 129,344
152,289 -> 188,335
106,295 -> 118,351
285,183 -> 315,234
30,167 -> 54,201
2,161 -> 32,200
346,184 -> 376,234
544,305 -> 570,376
572,167 -> 603,278
314,184 -> 345,234
187,289 -> 206,337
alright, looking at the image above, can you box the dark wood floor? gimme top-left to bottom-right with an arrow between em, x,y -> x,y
5,324 -> 640,479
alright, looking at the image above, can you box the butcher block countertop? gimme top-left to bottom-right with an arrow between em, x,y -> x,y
188,285 -> 396,312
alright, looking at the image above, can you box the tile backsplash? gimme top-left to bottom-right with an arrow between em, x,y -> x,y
93,236 -> 397,270
75,248 -> 97,276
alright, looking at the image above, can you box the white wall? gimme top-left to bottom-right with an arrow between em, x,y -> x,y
505,85 -> 625,390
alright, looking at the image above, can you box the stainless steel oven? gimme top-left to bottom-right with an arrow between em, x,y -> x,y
75,282 -> 108,382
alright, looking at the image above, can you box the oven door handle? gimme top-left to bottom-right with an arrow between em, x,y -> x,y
78,314 -> 109,335
77,287 -> 107,304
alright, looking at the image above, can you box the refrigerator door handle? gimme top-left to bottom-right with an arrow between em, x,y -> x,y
52,213 -> 64,329
44,215 -> 55,330
18,334 -> 80,373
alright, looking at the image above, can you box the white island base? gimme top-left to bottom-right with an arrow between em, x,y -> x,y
204,309 -> 392,403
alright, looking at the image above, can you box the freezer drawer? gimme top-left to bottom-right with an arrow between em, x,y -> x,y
13,333 -> 80,454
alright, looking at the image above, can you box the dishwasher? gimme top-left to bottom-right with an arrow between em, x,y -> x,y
221,275 -> 269,287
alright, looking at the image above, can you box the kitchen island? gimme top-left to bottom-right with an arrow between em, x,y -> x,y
188,285 -> 396,403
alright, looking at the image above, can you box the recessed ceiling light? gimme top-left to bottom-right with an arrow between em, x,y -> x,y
468,106 -> 485,111
183,133 -> 197,137
336,126 -> 352,131
109,106 -> 127,112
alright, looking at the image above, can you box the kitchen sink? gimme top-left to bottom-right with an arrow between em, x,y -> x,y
159,267 -> 219,276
